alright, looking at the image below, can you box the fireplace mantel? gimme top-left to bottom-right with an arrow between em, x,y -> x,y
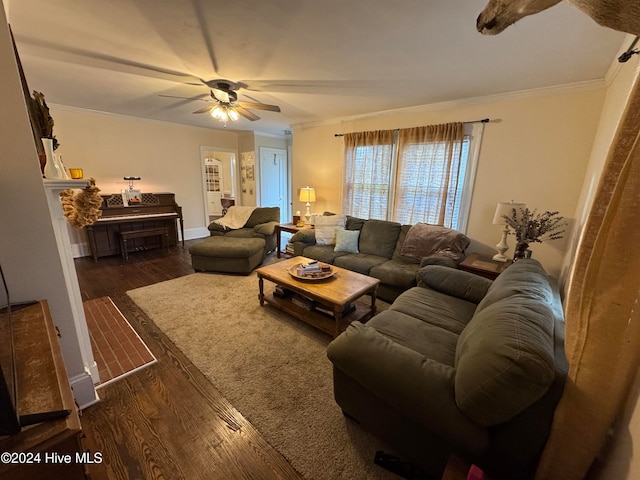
43,178 -> 100,409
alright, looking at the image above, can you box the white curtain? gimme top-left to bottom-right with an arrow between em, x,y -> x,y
343,130 -> 394,220
393,123 -> 465,226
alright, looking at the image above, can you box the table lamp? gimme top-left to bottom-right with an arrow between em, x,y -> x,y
492,201 -> 525,262
299,186 -> 316,221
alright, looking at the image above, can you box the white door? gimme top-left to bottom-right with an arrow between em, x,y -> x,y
259,148 -> 288,223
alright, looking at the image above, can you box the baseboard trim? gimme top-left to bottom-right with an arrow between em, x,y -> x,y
71,242 -> 91,259
183,227 -> 209,241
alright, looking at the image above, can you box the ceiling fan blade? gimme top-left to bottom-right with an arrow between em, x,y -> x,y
237,101 -> 281,113
193,105 -> 214,114
15,37 -> 204,85
234,106 -> 260,121
159,94 -> 210,102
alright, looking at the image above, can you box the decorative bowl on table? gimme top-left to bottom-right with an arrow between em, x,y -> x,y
288,262 -> 335,280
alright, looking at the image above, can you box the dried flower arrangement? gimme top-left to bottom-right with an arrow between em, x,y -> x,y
33,90 -> 60,150
60,178 -> 103,228
503,208 -> 567,244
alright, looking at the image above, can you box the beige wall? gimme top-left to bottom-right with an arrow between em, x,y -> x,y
292,86 -> 606,278
561,58 -> 640,285
50,107 -> 240,244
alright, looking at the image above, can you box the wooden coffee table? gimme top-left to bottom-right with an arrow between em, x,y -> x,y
256,256 -> 380,337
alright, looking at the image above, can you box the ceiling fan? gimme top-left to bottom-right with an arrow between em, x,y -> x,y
187,80 -> 281,123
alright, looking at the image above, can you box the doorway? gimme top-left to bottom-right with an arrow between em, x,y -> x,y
200,147 -> 238,225
259,147 -> 288,223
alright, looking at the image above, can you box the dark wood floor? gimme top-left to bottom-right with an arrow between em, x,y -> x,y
75,241 -> 302,480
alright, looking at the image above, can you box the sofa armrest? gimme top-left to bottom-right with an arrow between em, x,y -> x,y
290,229 -> 316,244
420,255 -> 460,268
208,222 -> 227,233
253,221 -> 279,236
327,322 -> 488,455
416,265 -> 492,304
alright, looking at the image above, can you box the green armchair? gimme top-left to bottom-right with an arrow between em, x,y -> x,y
208,206 -> 280,255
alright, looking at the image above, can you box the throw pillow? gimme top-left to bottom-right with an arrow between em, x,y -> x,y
334,229 -> 360,253
314,215 -> 346,245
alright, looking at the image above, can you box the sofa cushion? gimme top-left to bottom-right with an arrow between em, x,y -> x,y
315,214 -> 346,245
224,228 -> 255,239
302,244 -> 350,264
400,223 -> 470,261
245,207 -> 280,228
391,225 -> 421,264
454,281 -> 556,426
368,310 -> 459,366
369,260 -> 420,291
334,253 -> 388,275
416,266 -> 492,304
389,286 -> 476,336
189,236 -> 265,257
359,220 -> 401,258
346,215 -> 366,231
334,229 -> 360,253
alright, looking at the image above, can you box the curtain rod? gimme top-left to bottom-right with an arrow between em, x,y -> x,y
333,118 -> 491,137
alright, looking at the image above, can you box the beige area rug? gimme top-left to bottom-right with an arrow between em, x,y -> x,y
126,272 -> 398,480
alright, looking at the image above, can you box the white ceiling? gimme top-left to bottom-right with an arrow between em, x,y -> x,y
6,0 -> 627,137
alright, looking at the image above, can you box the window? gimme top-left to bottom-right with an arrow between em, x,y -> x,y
343,122 -> 482,232
343,130 -> 395,221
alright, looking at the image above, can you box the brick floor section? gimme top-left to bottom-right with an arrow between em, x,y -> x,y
84,296 -> 157,388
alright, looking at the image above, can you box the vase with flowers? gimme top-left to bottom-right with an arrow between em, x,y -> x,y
503,208 -> 567,262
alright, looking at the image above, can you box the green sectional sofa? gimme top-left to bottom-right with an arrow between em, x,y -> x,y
326,259 -> 567,480
288,216 -> 470,302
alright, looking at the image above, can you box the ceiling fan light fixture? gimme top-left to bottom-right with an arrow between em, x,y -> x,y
211,105 -> 228,121
228,108 -> 240,121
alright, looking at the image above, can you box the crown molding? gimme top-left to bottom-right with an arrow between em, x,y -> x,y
50,103 -> 289,138
292,79 -> 608,131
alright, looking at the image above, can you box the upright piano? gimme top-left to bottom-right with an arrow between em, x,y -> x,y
85,192 -> 184,260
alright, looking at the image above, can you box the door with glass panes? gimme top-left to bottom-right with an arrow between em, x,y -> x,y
204,157 -> 223,216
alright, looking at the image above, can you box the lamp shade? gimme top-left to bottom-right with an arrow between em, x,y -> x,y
493,201 -> 526,224
299,186 -> 316,204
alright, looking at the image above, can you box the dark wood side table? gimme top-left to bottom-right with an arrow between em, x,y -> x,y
275,223 -> 311,258
459,252 -> 512,280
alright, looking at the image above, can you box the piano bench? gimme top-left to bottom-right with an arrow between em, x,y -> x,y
189,236 -> 265,275
119,227 -> 169,261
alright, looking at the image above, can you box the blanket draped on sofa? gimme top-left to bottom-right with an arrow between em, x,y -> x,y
213,206 -> 256,229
